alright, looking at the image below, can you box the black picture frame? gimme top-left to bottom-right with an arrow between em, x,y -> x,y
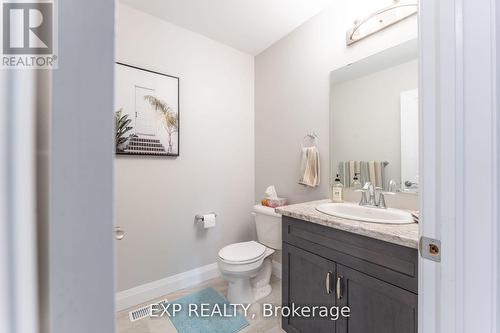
115,62 -> 180,157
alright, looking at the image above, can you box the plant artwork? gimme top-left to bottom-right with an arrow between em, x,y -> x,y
143,95 -> 179,154
115,109 -> 133,152
115,63 -> 180,156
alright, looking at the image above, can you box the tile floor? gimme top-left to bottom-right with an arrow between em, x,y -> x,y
116,277 -> 285,333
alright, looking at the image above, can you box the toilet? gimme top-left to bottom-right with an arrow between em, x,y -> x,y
218,205 -> 282,304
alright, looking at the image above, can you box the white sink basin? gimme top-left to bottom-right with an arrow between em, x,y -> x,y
316,203 -> 414,224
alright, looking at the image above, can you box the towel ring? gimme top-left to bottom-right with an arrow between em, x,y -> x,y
302,132 -> 318,148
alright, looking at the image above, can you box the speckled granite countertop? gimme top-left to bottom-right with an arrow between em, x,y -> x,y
275,199 -> 419,249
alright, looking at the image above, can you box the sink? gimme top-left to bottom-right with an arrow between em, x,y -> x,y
316,202 -> 414,224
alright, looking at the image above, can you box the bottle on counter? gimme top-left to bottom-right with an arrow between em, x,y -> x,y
351,172 -> 362,190
332,174 -> 344,202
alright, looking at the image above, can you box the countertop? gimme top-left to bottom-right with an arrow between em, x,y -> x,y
275,199 -> 419,249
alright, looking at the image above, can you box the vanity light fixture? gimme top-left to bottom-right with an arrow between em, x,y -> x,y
346,0 -> 417,46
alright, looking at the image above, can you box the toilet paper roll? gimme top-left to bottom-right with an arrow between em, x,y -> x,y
203,214 -> 216,229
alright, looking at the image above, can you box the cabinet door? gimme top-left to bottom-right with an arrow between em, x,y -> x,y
336,265 -> 417,333
282,243 -> 336,333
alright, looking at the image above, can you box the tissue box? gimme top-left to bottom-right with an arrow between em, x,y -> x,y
261,197 -> 288,208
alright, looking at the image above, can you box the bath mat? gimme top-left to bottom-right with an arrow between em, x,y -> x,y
167,287 -> 249,333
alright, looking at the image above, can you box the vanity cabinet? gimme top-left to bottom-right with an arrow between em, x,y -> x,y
284,244 -> 336,333
282,216 -> 418,333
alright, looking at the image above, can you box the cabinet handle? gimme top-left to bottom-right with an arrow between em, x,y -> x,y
325,272 -> 332,294
336,276 -> 343,300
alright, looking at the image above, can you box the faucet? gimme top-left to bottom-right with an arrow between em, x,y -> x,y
358,182 -> 386,209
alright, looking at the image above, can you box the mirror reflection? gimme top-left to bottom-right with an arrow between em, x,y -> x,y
330,40 -> 418,193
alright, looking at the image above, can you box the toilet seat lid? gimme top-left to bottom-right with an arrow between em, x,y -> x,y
218,241 -> 266,263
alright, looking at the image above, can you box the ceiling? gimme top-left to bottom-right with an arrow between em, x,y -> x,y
120,0 -> 335,55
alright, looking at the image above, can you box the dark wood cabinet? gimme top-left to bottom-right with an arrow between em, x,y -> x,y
282,243 -> 336,333
336,264 -> 417,333
282,216 -> 418,333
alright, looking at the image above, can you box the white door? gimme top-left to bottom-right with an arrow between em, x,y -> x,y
419,0 -> 499,332
39,1 -> 116,333
135,86 -> 156,136
400,89 -> 419,189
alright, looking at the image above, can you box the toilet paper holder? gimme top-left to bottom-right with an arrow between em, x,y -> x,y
195,212 -> 217,223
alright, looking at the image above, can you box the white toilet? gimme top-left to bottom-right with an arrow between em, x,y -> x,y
218,205 -> 282,304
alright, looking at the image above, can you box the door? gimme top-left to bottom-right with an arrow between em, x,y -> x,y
47,1 -> 116,333
282,243 -> 336,333
134,86 -> 156,136
336,265 -> 417,333
419,0 -> 499,332
400,89 -> 419,190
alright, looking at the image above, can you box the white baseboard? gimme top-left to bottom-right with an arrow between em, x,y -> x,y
272,260 -> 282,279
116,262 -> 220,312
117,260 -> 282,312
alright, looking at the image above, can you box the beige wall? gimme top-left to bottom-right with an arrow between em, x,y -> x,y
116,5 -> 255,291
255,0 -> 418,204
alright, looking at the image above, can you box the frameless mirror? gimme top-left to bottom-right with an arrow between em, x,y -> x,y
330,39 -> 419,193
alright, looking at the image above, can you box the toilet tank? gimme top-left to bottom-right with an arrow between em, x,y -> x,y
253,205 -> 282,250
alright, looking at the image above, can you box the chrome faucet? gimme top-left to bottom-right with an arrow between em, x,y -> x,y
358,182 -> 387,209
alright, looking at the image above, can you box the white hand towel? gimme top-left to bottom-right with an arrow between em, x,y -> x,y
374,161 -> 383,188
368,161 -> 376,185
299,147 -> 308,183
349,161 -> 356,184
340,160 -> 388,188
299,147 -> 320,187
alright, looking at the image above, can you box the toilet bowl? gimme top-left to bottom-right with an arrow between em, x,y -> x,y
218,205 -> 282,304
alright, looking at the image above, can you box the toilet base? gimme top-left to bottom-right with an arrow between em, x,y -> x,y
251,257 -> 273,301
252,283 -> 272,301
223,257 -> 274,304
226,278 -> 255,304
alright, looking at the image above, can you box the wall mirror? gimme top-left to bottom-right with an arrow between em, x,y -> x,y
330,39 -> 419,194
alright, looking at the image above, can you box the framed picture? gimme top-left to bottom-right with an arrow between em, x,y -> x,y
115,62 -> 180,156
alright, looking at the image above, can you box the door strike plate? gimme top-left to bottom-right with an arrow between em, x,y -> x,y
419,236 -> 441,262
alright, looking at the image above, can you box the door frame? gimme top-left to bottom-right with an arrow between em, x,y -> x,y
0,70 -> 39,333
419,0 -> 499,332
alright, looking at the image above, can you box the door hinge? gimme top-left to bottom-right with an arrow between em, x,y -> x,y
419,236 -> 441,262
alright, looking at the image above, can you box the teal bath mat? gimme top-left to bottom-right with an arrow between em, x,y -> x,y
167,287 -> 249,333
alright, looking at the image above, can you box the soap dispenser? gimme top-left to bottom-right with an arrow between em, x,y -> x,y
351,173 -> 362,190
332,174 -> 344,202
